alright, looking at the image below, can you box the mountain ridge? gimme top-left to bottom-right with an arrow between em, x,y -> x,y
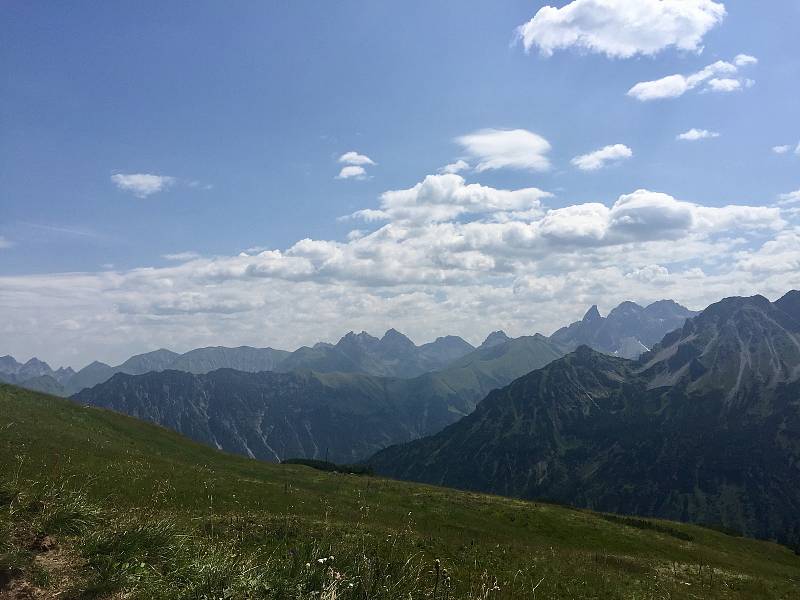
4,297 -> 699,395
550,298 -> 698,358
72,334 -> 564,463
370,292 -> 800,541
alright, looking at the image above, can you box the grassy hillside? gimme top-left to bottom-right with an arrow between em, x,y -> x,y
1,384 -> 798,599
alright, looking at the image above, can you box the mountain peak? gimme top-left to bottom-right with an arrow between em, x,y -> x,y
480,331 -> 510,349
337,331 -> 381,350
86,360 -> 112,369
643,299 -> 697,320
382,328 -> 414,343
775,289 -> 800,323
23,357 -> 50,368
582,305 -> 602,322
607,301 -> 644,320
0,355 -> 22,374
573,344 -> 596,360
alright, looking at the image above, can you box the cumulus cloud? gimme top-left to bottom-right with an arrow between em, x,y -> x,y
517,0 -> 726,58
339,151 -> 376,166
2,170 -> 793,367
111,173 -> 177,198
628,56 -> 757,101
735,229 -> 800,275
706,77 -> 748,92
456,129 -> 552,172
571,144 -> 632,171
336,165 -> 368,180
439,160 -> 470,174
350,174 -> 551,225
773,145 -> 792,154
677,128 -> 720,141
778,190 -> 800,206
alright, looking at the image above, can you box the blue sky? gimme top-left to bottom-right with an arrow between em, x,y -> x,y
1,1 -> 799,367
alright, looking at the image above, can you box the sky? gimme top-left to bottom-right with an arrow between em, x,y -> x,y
1,0 -> 799,368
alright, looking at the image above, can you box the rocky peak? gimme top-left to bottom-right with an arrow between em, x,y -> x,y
480,331 -> 511,349
607,301 -> 644,320
582,305 -> 602,323
0,355 -> 21,375
380,329 -> 416,350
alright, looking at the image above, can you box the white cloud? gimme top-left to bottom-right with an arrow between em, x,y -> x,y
111,173 -> 176,198
517,0 -> 726,58
571,144 -> 632,171
773,145 -> 792,154
778,190 -> 800,206
797,142 -> 800,156
350,174 -> 551,225
339,151 -> 376,166
628,56 -> 756,101
706,77 -> 747,92
2,169 -> 792,368
439,160 -> 470,174
336,165 -> 368,180
733,54 -> 758,67
163,251 -> 201,261
0,236 -> 13,249
456,129 -> 551,172
677,128 -> 720,141
735,229 -> 800,275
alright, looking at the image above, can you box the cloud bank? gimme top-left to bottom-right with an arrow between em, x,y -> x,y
2,171 -> 794,367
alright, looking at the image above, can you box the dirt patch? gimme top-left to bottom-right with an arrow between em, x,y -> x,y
0,578 -> 38,600
28,536 -> 56,555
0,535 -> 85,600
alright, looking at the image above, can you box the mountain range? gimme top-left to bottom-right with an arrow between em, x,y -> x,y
369,291 -> 800,540
0,355 -> 75,395
73,333 -> 563,463
6,292 -> 798,541
550,299 -> 698,358
4,298 -> 696,396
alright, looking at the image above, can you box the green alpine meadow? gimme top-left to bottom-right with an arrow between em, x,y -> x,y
2,384 -> 799,599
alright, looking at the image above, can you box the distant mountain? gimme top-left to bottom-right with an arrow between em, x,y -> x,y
116,349 -> 180,375
47,330 -> 475,395
62,346 -> 293,395
479,330 -> 511,349
0,373 -> 66,396
167,346 -> 290,374
0,355 -> 75,395
370,292 -> 800,540
277,329 -> 475,378
73,334 -> 564,463
7,298 -> 693,396
63,361 -> 116,395
550,299 -> 697,358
